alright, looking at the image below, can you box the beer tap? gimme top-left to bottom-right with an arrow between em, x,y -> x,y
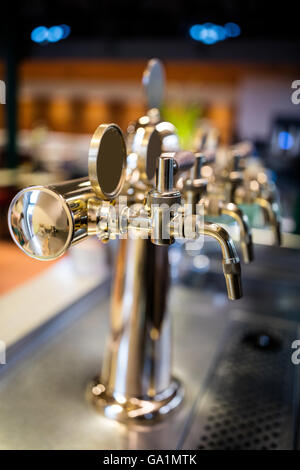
182,152 -> 254,263
147,151 -> 242,298
8,117 -> 242,422
231,150 -> 281,246
192,120 -> 281,246
212,145 -> 282,246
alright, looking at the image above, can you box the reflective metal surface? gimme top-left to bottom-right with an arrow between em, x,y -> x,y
182,315 -> 300,450
202,222 -> 242,300
0,282 -> 232,449
191,121 -> 282,248
89,239 -> 184,420
8,178 -> 93,261
129,126 -> 162,183
254,197 -> 281,246
182,153 -> 253,264
88,123 -> 127,200
220,202 -> 253,264
7,116 -> 243,423
89,218 -> 241,420
211,148 -> 281,247
126,59 -> 179,189
3,56 -> 288,442
0,245 -> 299,449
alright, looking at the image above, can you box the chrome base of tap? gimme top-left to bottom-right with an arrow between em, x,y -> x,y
87,376 -> 184,423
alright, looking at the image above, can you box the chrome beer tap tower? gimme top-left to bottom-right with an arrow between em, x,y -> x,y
8,60 -> 244,423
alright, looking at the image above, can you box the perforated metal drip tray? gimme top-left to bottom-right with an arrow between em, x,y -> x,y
181,316 -> 300,450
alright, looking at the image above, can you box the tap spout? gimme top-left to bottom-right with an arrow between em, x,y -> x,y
193,218 -> 242,300
221,202 -> 254,264
255,197 -> 281,246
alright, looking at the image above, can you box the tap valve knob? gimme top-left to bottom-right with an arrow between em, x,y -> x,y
154,150 -> 195,195
148,153 -> 185,246
149,153 -> 181,205
156,154 -> 175,193
183,153 -> 208,210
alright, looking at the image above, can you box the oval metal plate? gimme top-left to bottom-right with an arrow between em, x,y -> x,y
131,127 -> 162,182
88,124 -> 127,200
146,128 -> 162,180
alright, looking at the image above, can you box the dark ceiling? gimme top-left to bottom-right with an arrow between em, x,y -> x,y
3,1 -> 300,61
17,0 -> 300,39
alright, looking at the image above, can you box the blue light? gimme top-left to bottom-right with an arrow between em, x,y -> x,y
215,25 -> 226,41
31,25 -> 71,44
48,26 -> 64,42
60,24 -> 71,39
278,131 -> 294,150
189,22 -> 241,44
224,22 -> 241,38
189,24 -> 202,41
189,23 -> 225,45
31,26 -> 48,43
200,23 -> 219,45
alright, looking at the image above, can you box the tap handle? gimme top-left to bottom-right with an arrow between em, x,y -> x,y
142,58 -> 165,111
172,151 -> 196,174
203,149 -> 216,164
229,141 -> 254,172
231,141 -> 253,159
191,153 -> 207,180
231,152 -> 243,172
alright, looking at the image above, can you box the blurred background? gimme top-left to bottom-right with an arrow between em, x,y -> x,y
0,1 -> 300,451
0,0 -> 299,292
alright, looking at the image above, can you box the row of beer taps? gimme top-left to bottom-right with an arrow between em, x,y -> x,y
9,58 -> 282,290
193,125 -> 281,248
7,58 -> 282,421
124,67 -> 281,264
